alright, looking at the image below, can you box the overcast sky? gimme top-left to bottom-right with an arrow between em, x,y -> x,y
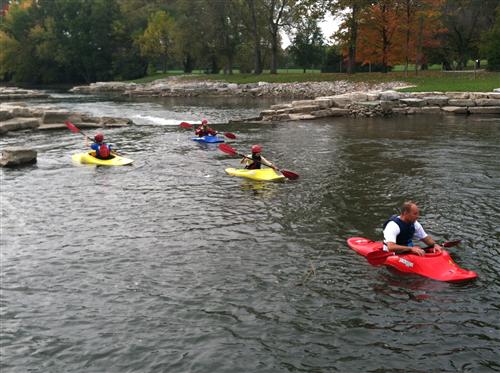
282,14 -> 341,47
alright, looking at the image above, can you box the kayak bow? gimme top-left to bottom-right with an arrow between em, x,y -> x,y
192,135 -> 224,143
225,167 -> 286,182
347,237 -> 477,282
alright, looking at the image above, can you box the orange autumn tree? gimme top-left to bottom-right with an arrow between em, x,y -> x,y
355,0 -> 444,73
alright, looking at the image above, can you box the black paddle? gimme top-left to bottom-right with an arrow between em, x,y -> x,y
218,143 -> 299,180
366,240 -> 462,266
179,121 -> 236,139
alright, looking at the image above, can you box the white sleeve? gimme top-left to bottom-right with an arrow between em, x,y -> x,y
413,221 -> 427,240
383,221 -> 400,243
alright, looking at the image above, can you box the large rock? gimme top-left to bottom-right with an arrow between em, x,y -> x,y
475,99 -> 500,106
468,106 -> 500,114
42,110 -> 74,124
380,90 -> 401,101
0,110 -> 14,121
0,117 -> 41,135
441,106 -> 468,114
423,96 -> 449,106
448,99 -> 475,107
445,92 -> 470,99
400,98 -> 426,107
0,147 -> 37,167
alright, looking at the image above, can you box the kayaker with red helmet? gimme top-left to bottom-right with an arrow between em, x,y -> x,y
241,144 -> 275,170
383,201 -> 442,256
195,119 -> 217,137
85,132 -> 112,160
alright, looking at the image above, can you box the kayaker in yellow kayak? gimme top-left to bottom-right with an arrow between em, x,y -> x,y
241,145 -> 276,170
195,118 -> 217,137
383,201 -> 443,256
85,132 -> 113,160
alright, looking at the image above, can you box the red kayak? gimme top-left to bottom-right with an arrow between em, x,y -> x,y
347,237 -> 478,282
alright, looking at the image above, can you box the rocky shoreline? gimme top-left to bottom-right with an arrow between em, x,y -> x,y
244,89 -> 500,122
70,76 -> 411,99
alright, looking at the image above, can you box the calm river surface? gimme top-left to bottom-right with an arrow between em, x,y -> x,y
1,93 -> 499,372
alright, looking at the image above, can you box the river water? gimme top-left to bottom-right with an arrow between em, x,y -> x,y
1,93 -> 499,372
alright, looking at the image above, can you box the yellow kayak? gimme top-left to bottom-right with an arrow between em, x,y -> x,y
225,167 -> 286,182
72,151 -> 134,166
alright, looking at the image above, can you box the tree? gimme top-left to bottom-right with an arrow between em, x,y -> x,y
262,0 -> 300,74
136,10 -> 174,73
289,17 -> 325,72
355,0 -> 400,73
328,0 -> 374,74
481,4 -> 500,70
439,0 -> 500,70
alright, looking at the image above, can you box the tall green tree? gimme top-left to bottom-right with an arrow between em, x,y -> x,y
439,0 -> 500,69
289,17 -> 324,72
481,4 -> 500,70
136,10 -> 175,73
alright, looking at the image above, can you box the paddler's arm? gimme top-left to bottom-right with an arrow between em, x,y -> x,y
386,242 -> 426,256
421,236 -> 442,253
260,156 -> 276,170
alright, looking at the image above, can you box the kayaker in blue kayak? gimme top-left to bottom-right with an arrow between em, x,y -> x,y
383,201 -> 442,256
85,132 -> 112,160
241,144 -> 276,170
195,119 -> 217,137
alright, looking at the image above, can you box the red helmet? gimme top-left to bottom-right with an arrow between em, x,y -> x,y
201,118 -> 208,125
251,144 -> 262,153
94,133 -> 104,142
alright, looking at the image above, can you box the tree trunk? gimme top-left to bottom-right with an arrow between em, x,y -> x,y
347,4 -> 359,75
247,0 -> 262,74
270,28 -> 279,74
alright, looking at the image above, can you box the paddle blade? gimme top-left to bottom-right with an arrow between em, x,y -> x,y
218,143 -> 237,156
281,169 -> 299,180
224,132 -> 236,139
65,120 -> 80,133
366,250 -> 394,266
179,122 -> 193,129
443,240 -> 461,248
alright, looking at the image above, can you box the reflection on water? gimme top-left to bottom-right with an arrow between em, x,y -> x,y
1,95 -> 499,372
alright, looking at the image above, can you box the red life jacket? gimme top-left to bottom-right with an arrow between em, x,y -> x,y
97,144 -> 111,159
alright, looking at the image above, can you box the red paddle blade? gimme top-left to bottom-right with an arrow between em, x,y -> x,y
443,240 -> 461,248
224,132 -> 236,139
281,169 -> 299,180
366,250 -> 394,266
218,143 -> 237,156
179,122 -> 193,129
65,120 -> 80,133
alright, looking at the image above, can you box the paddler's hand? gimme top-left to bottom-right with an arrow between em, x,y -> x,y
410,246 -> 425,256
431,244 -> 442,253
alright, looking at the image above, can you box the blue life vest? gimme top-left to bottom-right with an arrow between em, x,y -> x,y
246,154 -> 261,169
383,215 -> 415,246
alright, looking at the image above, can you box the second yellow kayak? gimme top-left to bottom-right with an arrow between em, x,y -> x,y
225,167 -> 286,182
72,151 -> 134,166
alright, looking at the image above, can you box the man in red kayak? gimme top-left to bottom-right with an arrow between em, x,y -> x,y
85,132 -> 113,160
195,119 -> 217,137
241,144 -> 276,170
383,201 -> 442,256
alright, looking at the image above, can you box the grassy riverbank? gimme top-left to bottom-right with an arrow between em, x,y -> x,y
130,70 -> 500,92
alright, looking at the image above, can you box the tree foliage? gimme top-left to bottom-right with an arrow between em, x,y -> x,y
289,17 -> 325,72
1,0 -> 500,83
481,4 -> 500,71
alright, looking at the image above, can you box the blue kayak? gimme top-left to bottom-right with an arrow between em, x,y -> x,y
191,135 -> 224,143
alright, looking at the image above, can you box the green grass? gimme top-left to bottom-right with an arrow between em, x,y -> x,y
128,70 -> 500,92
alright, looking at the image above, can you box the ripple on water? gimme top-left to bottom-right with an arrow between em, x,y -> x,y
1,107 -> 499,372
